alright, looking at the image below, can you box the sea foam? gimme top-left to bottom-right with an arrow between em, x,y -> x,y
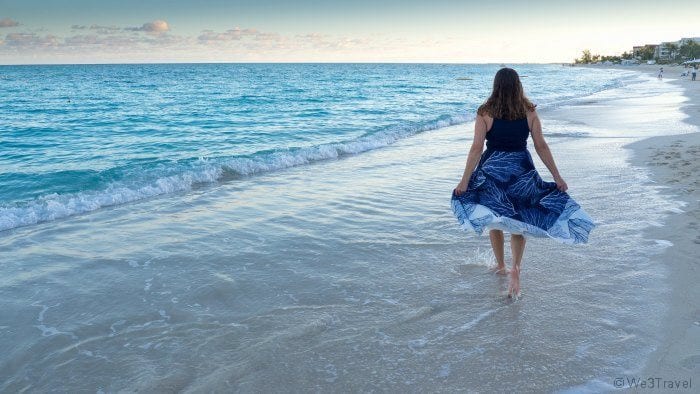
0,113 -> 470,232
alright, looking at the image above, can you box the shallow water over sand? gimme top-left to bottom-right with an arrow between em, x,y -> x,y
0,73 -> 696,392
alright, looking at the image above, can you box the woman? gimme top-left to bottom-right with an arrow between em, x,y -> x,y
451,67 -> 596,299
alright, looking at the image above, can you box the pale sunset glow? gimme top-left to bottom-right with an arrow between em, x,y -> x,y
0,0 -> 697,64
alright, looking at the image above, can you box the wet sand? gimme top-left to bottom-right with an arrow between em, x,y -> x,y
596,63 -> 700,386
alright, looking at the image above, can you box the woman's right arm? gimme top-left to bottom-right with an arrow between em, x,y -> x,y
454,114 -> 488,195
529,111 -> 568,192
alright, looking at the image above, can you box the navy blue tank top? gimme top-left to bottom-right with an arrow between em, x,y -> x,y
485,117 -> 530,151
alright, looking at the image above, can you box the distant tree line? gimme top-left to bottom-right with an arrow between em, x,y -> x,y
573,40 -> 700,64
635,46 -> 655,61
573,49 -> 630,64
675,40 -> 699,60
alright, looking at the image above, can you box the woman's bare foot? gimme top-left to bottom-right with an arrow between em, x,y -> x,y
507,265 -> 521,298
488,264 -> 509,275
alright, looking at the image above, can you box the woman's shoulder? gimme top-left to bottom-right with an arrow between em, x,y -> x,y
525,107 -> 539,131
475,106 -> 493,120
526,106 -> 538,120
475,110 -> 494,132
477,111 -> 493,120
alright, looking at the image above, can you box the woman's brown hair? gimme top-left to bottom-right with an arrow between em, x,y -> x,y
477,67 -> 536,120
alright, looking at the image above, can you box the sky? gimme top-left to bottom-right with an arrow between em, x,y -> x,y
0,0 -> 697,64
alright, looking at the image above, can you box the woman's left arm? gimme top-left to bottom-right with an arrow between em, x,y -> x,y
455,114 -> 487,195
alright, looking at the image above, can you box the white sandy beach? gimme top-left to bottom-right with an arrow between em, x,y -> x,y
594,63 -> 700,387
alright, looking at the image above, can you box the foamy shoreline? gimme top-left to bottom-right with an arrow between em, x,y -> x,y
590,63 -> 700,383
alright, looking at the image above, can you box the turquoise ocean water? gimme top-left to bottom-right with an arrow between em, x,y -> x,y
1,64 -> 627,230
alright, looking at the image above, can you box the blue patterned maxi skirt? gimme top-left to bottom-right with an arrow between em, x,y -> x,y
451,148 -> 596,244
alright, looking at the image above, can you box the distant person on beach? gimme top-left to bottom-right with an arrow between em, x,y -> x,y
451,68 -> 596,299
693,68 -> 697,81
658,67 -> 663,79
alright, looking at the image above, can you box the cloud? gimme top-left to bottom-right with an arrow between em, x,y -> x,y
71,24 -> 122,34
197,27 -> 266,42
70,21 -> 170,35
0,22 -> 381,61
64,34 -> 139,47
294,33 -> 369,50
3,33 -> 59,47
126,20 -> 170,33
197,27 -> 368,52
1,28 -> 187,52
142,20 -> 170,33
0,18 -> 20,28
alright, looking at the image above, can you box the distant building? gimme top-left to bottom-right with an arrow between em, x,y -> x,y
630,37 -> 700,61
679,37 -> 700,45
655,42 -> 675,60
657,38 -> 700,60
633,44 -> 657,59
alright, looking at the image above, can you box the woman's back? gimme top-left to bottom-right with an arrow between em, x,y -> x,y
484,117 -> 530,152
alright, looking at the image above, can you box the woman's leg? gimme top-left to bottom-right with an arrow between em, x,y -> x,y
508,234 -> 526,297
488,229 -> 508,274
